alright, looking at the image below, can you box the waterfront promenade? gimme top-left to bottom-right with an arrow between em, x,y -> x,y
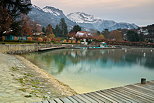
0,44 -> 66,54
1,44 -> 154,103
38,80 -> 154,103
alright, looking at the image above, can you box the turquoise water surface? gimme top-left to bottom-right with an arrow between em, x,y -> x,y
23,48 -> 154,93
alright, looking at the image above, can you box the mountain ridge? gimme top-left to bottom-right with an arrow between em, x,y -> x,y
28,5 -> 76,30
28,5 -> 138,31
67,12 -> 138,31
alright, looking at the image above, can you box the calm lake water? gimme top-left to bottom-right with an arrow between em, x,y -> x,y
23,48 -> 154,93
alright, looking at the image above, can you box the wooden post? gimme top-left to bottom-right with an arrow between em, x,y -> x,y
141,78 -> 146,84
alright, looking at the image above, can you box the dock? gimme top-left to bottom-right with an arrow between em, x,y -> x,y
36,80 -> 154,103
38,46 -> 65,51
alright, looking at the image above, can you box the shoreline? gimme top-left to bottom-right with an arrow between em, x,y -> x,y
0,53 -> 77,103
1,46 -> 153,102
15,55 -> 77,96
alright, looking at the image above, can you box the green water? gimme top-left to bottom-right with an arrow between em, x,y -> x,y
23,48 -> 154,93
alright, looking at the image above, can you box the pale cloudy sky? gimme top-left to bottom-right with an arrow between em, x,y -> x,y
31,0 -> 154,26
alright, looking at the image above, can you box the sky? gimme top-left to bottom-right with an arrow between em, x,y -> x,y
31,0 -> 154,26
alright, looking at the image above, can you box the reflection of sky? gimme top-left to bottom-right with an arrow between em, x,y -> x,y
23,48 -> 154,93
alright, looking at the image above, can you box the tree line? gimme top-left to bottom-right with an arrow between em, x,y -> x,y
43,19 -> 82,38
99,29 -> 145,42
0,0 -> 82,42
0,0 -> 146,43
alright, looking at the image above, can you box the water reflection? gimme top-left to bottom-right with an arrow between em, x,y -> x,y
23,48 -> 154,93
25,48 -> 154,74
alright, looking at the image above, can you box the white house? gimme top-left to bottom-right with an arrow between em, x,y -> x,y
76,31 -> 93,37
75,31 -> 93,45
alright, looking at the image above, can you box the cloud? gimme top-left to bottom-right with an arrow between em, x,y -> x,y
31,0 -> 154,26
32,0 -> 153,9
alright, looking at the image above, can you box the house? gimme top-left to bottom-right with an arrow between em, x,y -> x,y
138,28 -> 149,35
138,24 -> 154,42
2,35 -> 28,41
75,31 -> 94,45
76,31 -> 93,37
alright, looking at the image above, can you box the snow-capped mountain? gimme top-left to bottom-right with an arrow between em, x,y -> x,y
67,12 -> 102,24
28,5 -> 138,31
28,5 -> 76,29
43,6 -> 62,16
67,12 -> 138,31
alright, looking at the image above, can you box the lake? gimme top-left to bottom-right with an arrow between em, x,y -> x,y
23,48 -> 154,93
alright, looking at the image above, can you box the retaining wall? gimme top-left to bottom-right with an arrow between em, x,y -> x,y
0,44 -> 62,54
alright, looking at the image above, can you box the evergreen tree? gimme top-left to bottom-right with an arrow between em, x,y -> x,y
0,0 -> 31,18
54,25 -> 62,37
127,30 -> 139,42
70,25 -> 81,33
10,20 -> 22,36
42,27 -> 46,34
97,31 -> 101,35
139,33 -> 144,41
59,18 -> 68,37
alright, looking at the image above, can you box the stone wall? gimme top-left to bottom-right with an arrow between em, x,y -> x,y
0,44 -> 62,54
0,44 -> 37,54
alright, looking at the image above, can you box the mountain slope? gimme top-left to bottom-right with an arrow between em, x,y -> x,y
67,12 -> 138,31
67,12 -> 102,24
28,5 -> 138,31
28,5 -> 76,29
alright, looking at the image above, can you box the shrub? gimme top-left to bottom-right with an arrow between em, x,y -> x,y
43,37 -> 49,42
47,38 -> 51,42
63,39 -> 67,43
68,40 -> 71,43
27,37 -> 33,41
37,37 -> 43,42
77,40 -> 81,44
72,40 -> 76,43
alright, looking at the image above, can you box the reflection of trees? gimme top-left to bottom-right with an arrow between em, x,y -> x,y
23,52 -> 54,72
100,50 -> 124,63
121,49 -> 154,69
65,49 -> 125,64
144,57 -> 154,68
32,52 -> 67,75
40,53 -> 53,66
52,55 -> 67,75
23,48 -> 154,75
64,49 -> 154,69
